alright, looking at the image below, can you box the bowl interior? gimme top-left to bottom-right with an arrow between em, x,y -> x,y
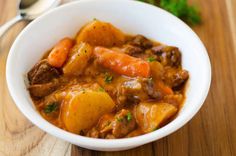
6,0 -> 211,151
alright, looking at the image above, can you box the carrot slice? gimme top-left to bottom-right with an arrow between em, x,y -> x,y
155,81 -> 174,95
94,47 -> 150,78
48,38 -> 74,68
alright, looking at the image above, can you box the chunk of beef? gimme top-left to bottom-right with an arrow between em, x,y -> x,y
86,128 -> 99,138
111,109 -> 136,138
28,59 -> 60,85
144,79 -> 160,99
121,44 -> 143,55
87,110 -> 136,138
162,67 -> 189,89
152,45 -> 181,67
129,35 -> 153,49
97,114 -> 114,134
28,79 -> 60,98
144,79 -> 163,100
86,114 -> 114,138
116,79 -> 149,110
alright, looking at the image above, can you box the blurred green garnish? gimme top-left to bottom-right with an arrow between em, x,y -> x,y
147,57 -> 156,62
44,102 -> 58,114
137,0 -> 201,25
104,73 -> 113,84
98,87 -> 105,92
126,112 -> 132,122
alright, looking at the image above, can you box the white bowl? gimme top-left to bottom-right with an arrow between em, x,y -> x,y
6,0 -> 211,151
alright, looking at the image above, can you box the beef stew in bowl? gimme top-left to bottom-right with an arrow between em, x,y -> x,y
27,20 -> 189,139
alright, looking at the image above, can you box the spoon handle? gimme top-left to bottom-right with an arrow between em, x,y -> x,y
0,15 -> 23,38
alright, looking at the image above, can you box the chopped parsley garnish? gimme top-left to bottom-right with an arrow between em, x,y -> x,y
104,73 -> 113,83
126,112 -> 132,122
44,102 -> 59,114
147,57 -> 156,62
98,87 -> 105,92
137,0 -> 201,25
116,117 -> 123,122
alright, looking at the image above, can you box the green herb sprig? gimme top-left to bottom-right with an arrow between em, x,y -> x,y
137,0 -> 201,25
147,57 -> 156,62
98,87 -> 105,92
44,102 -> 59,114
126,112 -> 132,122
104,73 -> 113,84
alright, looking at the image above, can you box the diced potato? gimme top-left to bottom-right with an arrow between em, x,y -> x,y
149,61 -> 164,79
134,102 -> 177,133
76,20 -> 125,47
149,61 -> 173,96
63,43 -> 92,75
61,88 -> 115,134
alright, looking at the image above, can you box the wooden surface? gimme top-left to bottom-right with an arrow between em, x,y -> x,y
0,0 -> 236,155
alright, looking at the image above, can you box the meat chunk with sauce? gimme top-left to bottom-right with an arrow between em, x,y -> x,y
28,79 -> 60,98
111,109 -> 136,138
87,109 -> 136,138
129,35 -> 153,49
86,128 -> 99,138
121,44 -> 143,56
116,79 -> 149,110
152,45 -> 181,67
28,59 -> 60,85
162,67 -> 189,89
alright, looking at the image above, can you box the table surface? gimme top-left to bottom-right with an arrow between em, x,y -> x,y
1,0 -> 236,155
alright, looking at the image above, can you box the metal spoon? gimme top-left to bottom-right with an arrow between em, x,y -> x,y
0,0 -> 61,38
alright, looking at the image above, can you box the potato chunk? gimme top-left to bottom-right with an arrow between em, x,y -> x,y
149,61 -> 164,79
61,87 -> 115,134
76,20 -> 125,47
63,43 -> 93,75
134,102 -> 177,133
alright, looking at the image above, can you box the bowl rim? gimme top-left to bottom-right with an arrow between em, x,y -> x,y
6,0 -> 211,150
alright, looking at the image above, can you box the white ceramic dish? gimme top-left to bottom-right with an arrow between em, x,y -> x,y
6,0 -> 211,151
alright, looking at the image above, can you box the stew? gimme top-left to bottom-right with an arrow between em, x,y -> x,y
27,20 -> 189,139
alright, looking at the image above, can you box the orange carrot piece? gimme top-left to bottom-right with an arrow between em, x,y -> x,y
155,81 -> 174,96
48,38 -> 74,68
94,47 -> 150,78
